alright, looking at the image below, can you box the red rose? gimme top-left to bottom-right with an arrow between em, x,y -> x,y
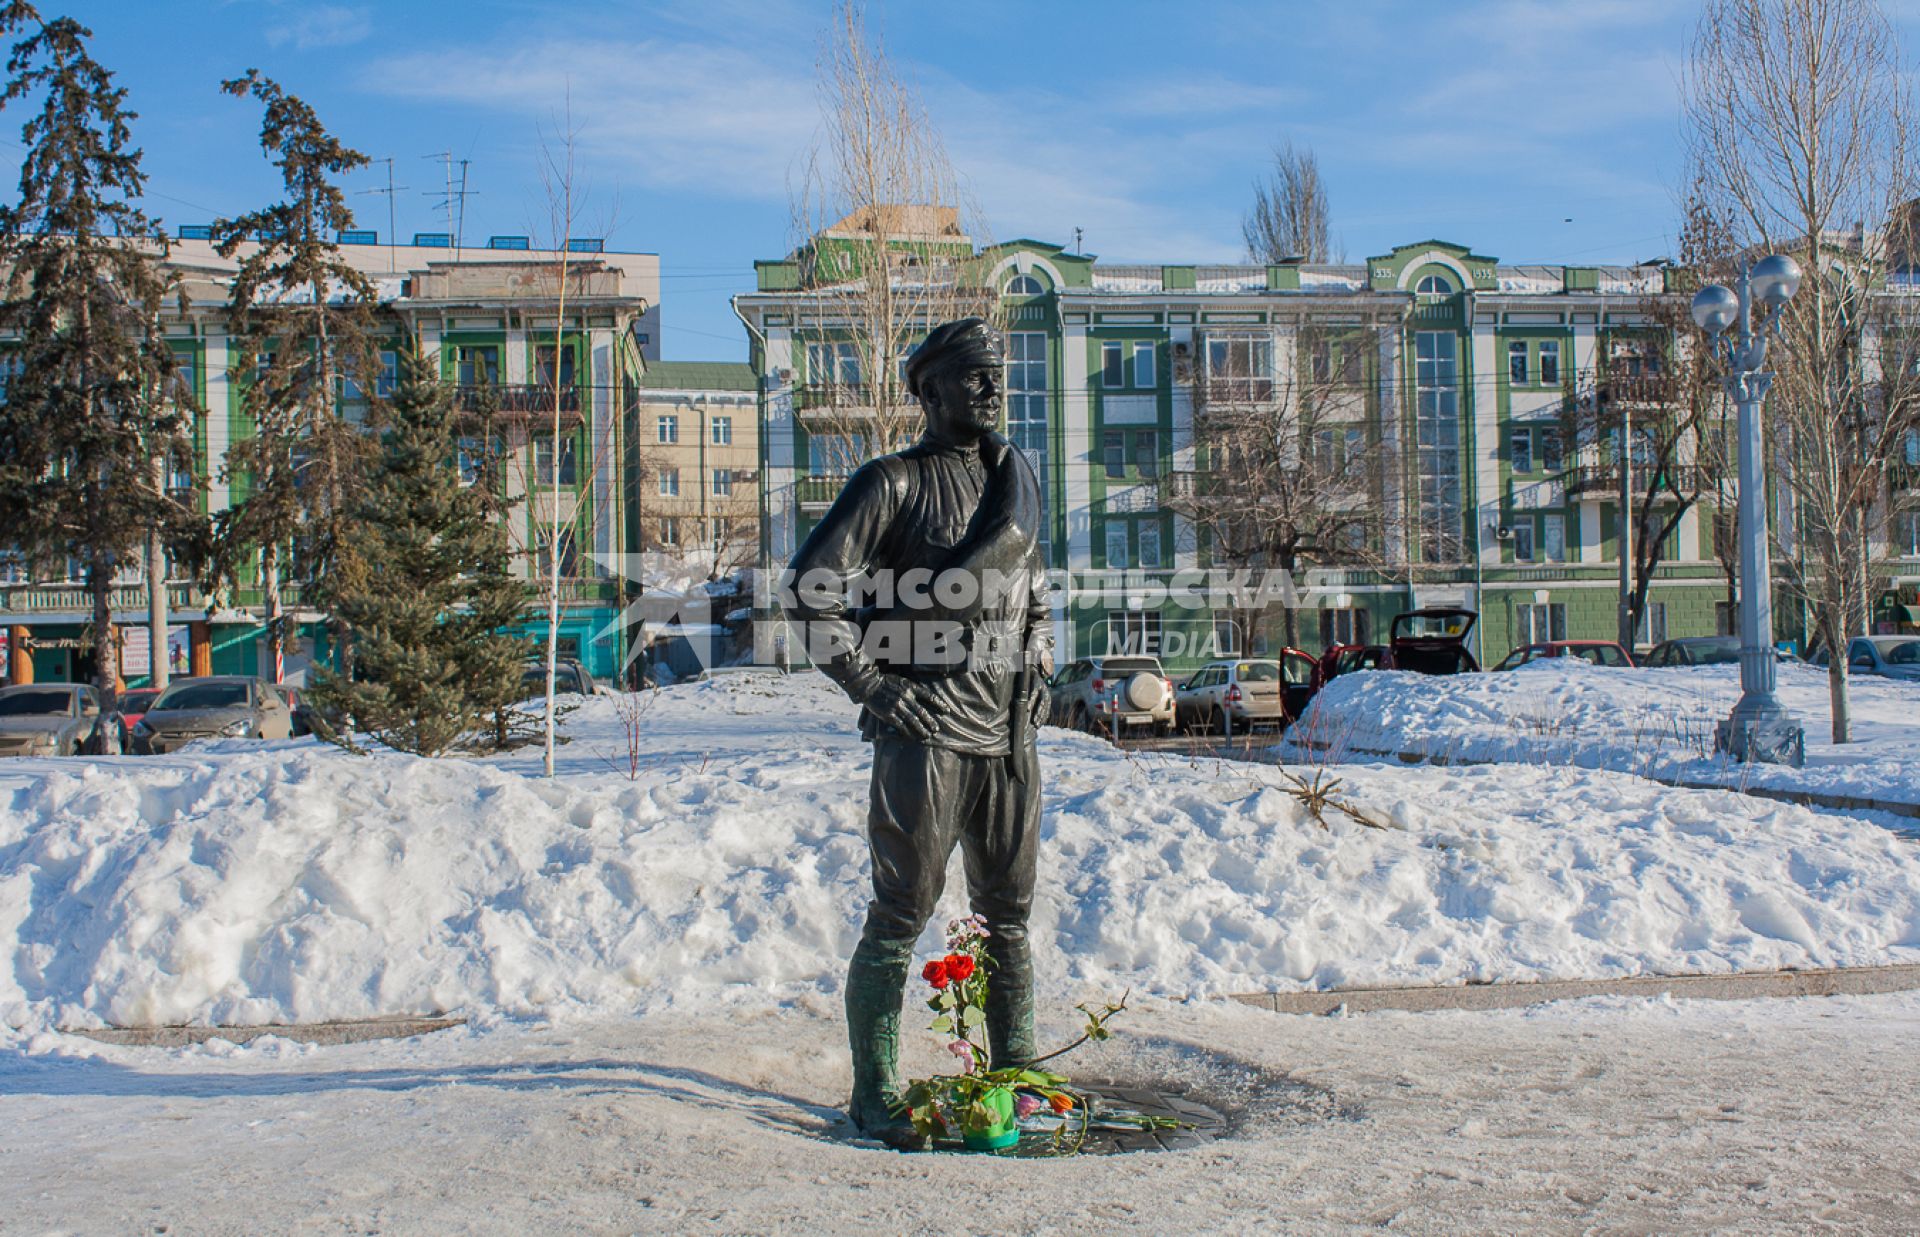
1050,1093 -> 1074,1114
945,954 -> 976,982
922,960 -> 950,989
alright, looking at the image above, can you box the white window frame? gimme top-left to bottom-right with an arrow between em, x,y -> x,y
1105,522 -> 1130,568
656,414 -> 678,444
1538,339 -> 1561,386
1137,521 -> 1162,568
1132,341 -> 1155,388
1102,341 -> 1124,387
710,416 -> 732,446
1507,340 -> 1528,386
658,467 -> 680,498
712,468 -> 732,497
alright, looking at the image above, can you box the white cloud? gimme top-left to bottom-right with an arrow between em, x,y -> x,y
263,3 -> 372,51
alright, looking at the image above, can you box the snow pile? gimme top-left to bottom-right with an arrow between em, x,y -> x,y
1290,659 -> 1920,808
3,671 -> 1919,1033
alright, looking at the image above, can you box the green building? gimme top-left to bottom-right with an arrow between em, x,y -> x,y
736,228 -> 1920,672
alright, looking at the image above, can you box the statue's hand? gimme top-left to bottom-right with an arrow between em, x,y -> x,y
862,675 -> 941,742
1027,679 -> 1049,735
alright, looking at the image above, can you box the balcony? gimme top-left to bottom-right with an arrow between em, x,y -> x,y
452,383 -> 585,426
796,473 -> 851,512
793,383 -> 881,421
1890,463 -> 1920,496
1596,371 -> 1674,407
1563,463 -> 1713,498
1192,377 -> 1277,415
0,581 -> 201,617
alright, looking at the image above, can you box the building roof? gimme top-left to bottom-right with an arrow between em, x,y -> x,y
640,361 -> 757,392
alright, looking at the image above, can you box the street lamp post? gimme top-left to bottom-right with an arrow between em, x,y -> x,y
1691,255 -> 1805,767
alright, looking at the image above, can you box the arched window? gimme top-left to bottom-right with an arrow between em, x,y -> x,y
1415,273 -> 1456,297
1004,272 -> 1044,295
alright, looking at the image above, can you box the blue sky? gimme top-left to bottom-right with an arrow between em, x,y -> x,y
36,1 -> 1920,359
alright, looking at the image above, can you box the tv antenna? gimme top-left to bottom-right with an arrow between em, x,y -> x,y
1072,226 -> 1084,255
358,157 -> 409,272
422,152 -> 477,255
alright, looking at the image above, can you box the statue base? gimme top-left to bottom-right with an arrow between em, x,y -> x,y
1715,701 -> 1806,767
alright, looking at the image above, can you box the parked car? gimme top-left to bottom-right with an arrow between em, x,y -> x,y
1493,640 -> 1636,671
115,686 -> 163,733
1314,643 -> 1388,691
1387,608 -> 1480,675
1048,655 -> 1175,735
0,683 -> 121,757
1809,636 -> 1920,682
1642,636 -> 1743,668
520,659 -> 602,699
131,676 -> 294,753
1175,653 -> 1318,735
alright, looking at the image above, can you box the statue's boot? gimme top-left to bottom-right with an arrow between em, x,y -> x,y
844,933 -> 929,1151
985,933 -> 1038,1071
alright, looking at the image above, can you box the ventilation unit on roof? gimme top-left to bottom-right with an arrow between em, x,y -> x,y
488,235 -> 531,251
412,232 -> 452,248
177,224 -> 213,240
567,238 -> 605,253
337,229 -> 377,245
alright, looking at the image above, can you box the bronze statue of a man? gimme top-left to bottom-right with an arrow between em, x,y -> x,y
783,318 -> 1050,1150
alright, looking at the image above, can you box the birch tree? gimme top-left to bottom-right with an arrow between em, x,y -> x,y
1243,141 -> 1338,265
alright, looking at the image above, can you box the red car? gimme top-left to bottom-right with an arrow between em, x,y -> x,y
1313,643 -> 1387,692
115,687 -> 163,734
1387,608 -> 1480,675
1493,640 -> 1636,671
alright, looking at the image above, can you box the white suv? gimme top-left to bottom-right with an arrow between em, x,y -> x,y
1048,656 -> 1176,736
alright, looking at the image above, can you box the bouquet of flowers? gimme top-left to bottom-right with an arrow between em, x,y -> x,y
899,915 -> 1133,1152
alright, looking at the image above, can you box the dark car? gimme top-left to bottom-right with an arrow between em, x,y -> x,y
1387,609 -> 1479,675
520,658 -> 602,699
1494,640 -> 1636,671
1643,636 -> 1743,668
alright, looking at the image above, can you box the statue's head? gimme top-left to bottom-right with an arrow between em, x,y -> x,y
906,317 -> 1003,443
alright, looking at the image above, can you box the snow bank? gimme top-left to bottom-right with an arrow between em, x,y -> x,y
1291,659 -> 1920,809
3,672 -> 1919,1033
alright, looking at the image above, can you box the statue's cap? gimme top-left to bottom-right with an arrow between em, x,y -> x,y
905,317 -> 1001,401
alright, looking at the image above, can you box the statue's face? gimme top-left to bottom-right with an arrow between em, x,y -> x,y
924,361 -> 1002,441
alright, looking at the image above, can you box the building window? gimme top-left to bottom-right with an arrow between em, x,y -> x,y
1538,340 -> 1561,386
1005,272 -> 1043,295
1006,331 -> 1051,563
1543,513 -> 1567,562
712,468 -> 732,496
807,341 -> 861,387
1635,601 -> 1669,647
1203,334 -> 1273,401
1103,431 -> 1126,479
1519,602 -> 1567,644
658,467 -> 680,497
658,516 -> 679,547
1894,509 -> 1920,557
456,436 -> 484,486
657,414 -> 678,444
1415,273 -> 1455,297
1105,521 -> 1129,567
455,345 -> 499,387
1102,341 -> 1124,387
1414,331 -> 1462,562
1106,609 -> 1162,655
1137,521 -> 1162,568
808,432 -> 868,474
1540,427 -> 1564,474
1510,428 -> 1534,474
1321,608 -> 1368,646
1511,521 -> 1535,562
533,435 -> 577,487
535,527 -> 578,578
710,416 -> 733,445
1508,341 -> 1528,386
1715,600 -> 1737,636
535,343 -> 576,389
1212,616 -> 1242,656
376,349 -> 398,397
1132,430 -> 1158,478
1132,341 -> 1156,388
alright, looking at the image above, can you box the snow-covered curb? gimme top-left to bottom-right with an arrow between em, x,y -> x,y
3,674 -> 1919,1035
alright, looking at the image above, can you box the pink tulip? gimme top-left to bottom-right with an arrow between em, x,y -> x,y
1014,1093 -> 1043,1119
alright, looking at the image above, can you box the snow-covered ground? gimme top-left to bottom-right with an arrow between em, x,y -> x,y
5,670 -> 1920,1230
1289,660 -> 1920,811
3,671 -> 1919,1037
5,993 -> 1918,1233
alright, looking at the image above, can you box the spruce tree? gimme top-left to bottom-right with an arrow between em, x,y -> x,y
0,4 -> 200,701
211,69 -> 379,681
307,350 -> 530,756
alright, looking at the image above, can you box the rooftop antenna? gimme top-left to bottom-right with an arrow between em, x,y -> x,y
1072,226 -> 1084,256
422,151 -> 477,256
358,157 -> 409,272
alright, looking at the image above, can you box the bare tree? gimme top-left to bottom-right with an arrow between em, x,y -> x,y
1164,322 -> 1399,650
1560,190 -> 1741,646
1685,0 -> 1920,742
1242,141 -> 1338,265
789,1 -> 993,475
